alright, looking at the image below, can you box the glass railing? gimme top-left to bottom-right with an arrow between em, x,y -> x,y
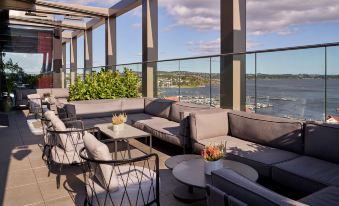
64,42 -> 339,121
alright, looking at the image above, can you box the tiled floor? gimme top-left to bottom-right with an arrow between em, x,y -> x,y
0,111 -> 207,206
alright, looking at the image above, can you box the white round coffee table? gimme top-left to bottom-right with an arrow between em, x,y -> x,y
170,157 -> 258,202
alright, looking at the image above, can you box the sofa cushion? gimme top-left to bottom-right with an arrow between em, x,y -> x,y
228,111 -> 304,154
211,168 -> 305,206
169,102 -> 210,123
144,98 -> 173,119
299,186 -> 339,206
190,110 -> 229,141
121,98 -> 145,114
305,122 -> 339,164
197,135 -> 299,177
144,120 -> 183,147
70,99 -> 122,119
128,113 -> 164,128
272,156 -> 339,194
51,88 -> 69,98
83,132 -> 119,191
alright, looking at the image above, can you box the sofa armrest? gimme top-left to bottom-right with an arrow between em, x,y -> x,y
206,184 -> 248,206
211,168 -> 306,206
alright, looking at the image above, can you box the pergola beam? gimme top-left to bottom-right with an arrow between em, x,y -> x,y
109,0 -> 141,17
9,15 -> 86,30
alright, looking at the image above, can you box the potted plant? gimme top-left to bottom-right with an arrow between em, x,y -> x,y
201,142 -> 227,175
111,113 -> 127,131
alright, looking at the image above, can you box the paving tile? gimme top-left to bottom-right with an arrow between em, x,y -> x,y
45,196 -> 75,206
38,180 -> 71,201
5,168 -> 36,189
3,183 -> 44,206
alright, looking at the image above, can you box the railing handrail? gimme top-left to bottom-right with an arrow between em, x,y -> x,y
65,41 -> 339,70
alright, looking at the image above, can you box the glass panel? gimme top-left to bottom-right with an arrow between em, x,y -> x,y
211,57 -> 220,108
256,48 -> 325,121
326,46 -> 339,121
246,54 -> 256,112
180,58 -> 211,106
157,61 -> 180,99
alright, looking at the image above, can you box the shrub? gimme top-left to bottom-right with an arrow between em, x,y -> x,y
69,68 -> 139,101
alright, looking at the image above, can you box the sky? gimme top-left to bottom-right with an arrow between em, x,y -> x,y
4,0 -> 339,74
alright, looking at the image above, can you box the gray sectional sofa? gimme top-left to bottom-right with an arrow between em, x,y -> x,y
15,88 -> 69,107
187,109 -> 339,205
59,98 -> 211,151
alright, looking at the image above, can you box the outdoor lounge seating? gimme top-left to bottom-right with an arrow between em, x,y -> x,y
27,93 -> 43,119
187,109 -> 339,204
58,98 -> 212,152
80,132 -> 160,206
15,88 -> 69,107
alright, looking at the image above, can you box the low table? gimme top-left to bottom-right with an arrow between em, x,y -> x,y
95,123 -> 152,159
166,155 -> 259,202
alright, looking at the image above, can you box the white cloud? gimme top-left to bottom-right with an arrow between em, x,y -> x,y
187,38 -> 260,55
160,0 -> 339,35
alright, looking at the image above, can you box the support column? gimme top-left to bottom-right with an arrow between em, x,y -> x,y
220,0 -> 246,110
60,42 -> 66,88
52,28 -> 62,88
105,16 -> 116,68
84,29 -> 93,76
70,36 -> 77,85
142,0 -> 158,97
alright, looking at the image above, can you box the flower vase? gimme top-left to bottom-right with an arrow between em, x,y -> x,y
112,123 -> 124,132
204,159 -> 223,175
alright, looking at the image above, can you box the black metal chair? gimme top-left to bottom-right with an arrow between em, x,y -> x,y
80,138 -> 160,206
27,94 -> 43,119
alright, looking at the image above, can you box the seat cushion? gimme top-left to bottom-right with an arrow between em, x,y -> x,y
51,144 -> 83,164
272,156 -> 339,194
86,166 -> 157,206
228,111 -> 304,154
82,117 -> 112,128
144,98 -> 173,119
83,132 -> 119,191
197,136 -> 299,177
305,122 -> 339,164
144,120 -> 183,147
130,113 -> 169,130
299,186 -> 339,206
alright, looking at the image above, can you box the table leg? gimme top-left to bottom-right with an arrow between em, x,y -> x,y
114,141 -> 118,160
173,185 -> 206,202
149,135 -> 152,154
126,140 -> 132,159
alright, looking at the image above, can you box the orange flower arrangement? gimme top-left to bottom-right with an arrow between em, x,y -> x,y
112,113 -> 127,125
202,142 -> 226,161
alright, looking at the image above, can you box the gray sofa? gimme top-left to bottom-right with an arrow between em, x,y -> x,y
60,98 -> 211,151
15,88 -> 69,107
188,109 -> 339,205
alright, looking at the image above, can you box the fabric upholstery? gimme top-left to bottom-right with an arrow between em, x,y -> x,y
144,98 -> 173,119
206,184 -> 248,206
228,111 -> 304,154
299,186 -> 339,206
131,114 -> 171,131
83,132 -> 119,191
211,168 -> 305,206
144,120 -> 183,146
196,135 -> 299,177
169,102 -> 210,123
51,88 -> 69,98
86,165 -> 157,206
51,117 -> 81,152
305,122 -> 339,164
272,156 -> 339,194
190,110 -> 229,141
44,110 -> 56,120
121,98 -> 145,114
70,99 -> 122,119
51,144 -> 83,164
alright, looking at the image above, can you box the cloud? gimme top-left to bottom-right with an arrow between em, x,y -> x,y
160,0 -> 339,35
187,38 -> 260,55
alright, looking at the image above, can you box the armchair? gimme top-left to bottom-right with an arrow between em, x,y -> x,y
80,132 -> 160,206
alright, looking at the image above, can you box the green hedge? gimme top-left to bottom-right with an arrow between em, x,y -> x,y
69,68 -> 139,101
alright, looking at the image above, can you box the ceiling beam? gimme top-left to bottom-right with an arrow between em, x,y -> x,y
10,15 -> 86,30
0,0 -> 34,11
33,6 -> 95,18
109,0 -> 141,17
29,0 -> 109,17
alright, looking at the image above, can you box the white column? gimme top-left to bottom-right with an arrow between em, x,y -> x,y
220,0 -> 246,110
142,0 -> 158,97
52,28 -> 62,88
